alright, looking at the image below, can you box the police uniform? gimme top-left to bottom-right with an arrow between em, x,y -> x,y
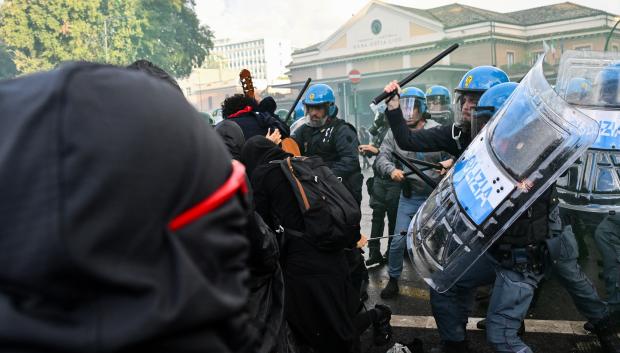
294,118 -> 363,203
387,67 -> 549,353
366,112 -> 401,265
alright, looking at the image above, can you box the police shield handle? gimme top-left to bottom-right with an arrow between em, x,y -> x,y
371,43 -> 459,105
285,77 -> 312,125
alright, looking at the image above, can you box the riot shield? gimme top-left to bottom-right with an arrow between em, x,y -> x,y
555,50 -> 620,213
290,116 -> 308,135
407,55 -> 599,292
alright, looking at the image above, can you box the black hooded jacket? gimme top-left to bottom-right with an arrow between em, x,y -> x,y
0,63 -> 253,352
227,98 -> 290,142
216,119 -> 246,160
241,137 -> 359,353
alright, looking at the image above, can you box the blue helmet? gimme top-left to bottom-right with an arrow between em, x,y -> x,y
426,85 -> 451,105
454,66 -> 509,128
565,77 -> 592,104
400,87 -> 427,122
593,62 -> 620,107
476,82 -> 518,113
471,82 -> 518,138
293,101 -> 305,121
303,84 -> 336,116
456,66 -> 510,93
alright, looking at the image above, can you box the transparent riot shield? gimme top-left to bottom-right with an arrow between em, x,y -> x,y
407,55 -> 599,293
554,50 -> 620,213
290,116 -> 308,135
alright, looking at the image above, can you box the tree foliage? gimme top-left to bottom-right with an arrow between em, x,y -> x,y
0,0 -> 213,77
0,43 -> 17,80
136,0 -> 213,77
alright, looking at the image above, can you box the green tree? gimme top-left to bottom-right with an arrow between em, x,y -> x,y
0,43 -> 17,79
135,0 -> 213,78
0,0 -> 142,73
0,0 -> 212,77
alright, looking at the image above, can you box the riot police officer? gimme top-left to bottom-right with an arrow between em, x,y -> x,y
360,110 -> 401,267
426,85 -> 453,125
376,87 -> 445,298
386,62 -> 618,353
292,83 -> 368,301
384,66 -> 549,353
292,84 -> 363,203
554,56 -> 620,351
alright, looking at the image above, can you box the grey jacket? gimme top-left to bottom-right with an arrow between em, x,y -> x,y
374,119 -> 445,196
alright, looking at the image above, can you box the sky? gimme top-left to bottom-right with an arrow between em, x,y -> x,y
195,0 -> 620,49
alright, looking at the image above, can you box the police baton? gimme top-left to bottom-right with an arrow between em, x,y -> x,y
285,77 -> 311,125
371,43 -> 459,106
367,234 -> 402,241
391,151 -> 439,189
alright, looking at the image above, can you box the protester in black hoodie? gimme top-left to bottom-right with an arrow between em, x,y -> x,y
0,62 -> 253,353
222,94 -> 290,140
215,119 -> 286,353
242,136 -> 393,353
216,119 -> 247,160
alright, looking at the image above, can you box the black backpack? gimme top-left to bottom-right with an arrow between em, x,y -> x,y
275,156 -> 361,251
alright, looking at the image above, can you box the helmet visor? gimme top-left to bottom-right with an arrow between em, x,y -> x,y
427,96 -> 451,112
400,97 -> 423,124
453,91 -> 483,128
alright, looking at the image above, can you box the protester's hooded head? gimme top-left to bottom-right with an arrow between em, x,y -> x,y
215,119 -> 246,160
241,136 -> 291,178
0,62 -> 253,352
258,96 -> 277,114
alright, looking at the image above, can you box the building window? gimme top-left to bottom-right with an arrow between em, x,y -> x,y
186,87 -> 192,96
506,51 -> 515,67
208,97 -> 213,111
531,51 -> 544,65
574,44 -> 592,51
612,44 -> 619,53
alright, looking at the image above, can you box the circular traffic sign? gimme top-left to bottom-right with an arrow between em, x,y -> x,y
349,69 -> 361,84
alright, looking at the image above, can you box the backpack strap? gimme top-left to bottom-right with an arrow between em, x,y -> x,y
285,157 -> 310,210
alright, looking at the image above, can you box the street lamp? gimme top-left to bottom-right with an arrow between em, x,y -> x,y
604,16 -> 620,52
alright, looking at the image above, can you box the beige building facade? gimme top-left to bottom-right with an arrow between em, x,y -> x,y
284,1 -> 620,128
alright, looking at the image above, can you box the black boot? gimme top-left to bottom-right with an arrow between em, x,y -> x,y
443,340 -> 470,353
594,316 -> 620,353
366,247 -> 384,267
380,277 -> 399,299
373,304 -> 393,345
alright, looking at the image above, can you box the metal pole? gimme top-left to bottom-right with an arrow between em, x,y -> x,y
604,18 -> 620,52
353,85 -> 358,129
104,19 -> 109,63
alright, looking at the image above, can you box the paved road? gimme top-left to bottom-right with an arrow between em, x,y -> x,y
356,167 -> 612,352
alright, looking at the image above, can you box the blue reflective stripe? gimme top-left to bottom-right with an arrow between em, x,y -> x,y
592,119 -> 620,149
453,156 -> 495,225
